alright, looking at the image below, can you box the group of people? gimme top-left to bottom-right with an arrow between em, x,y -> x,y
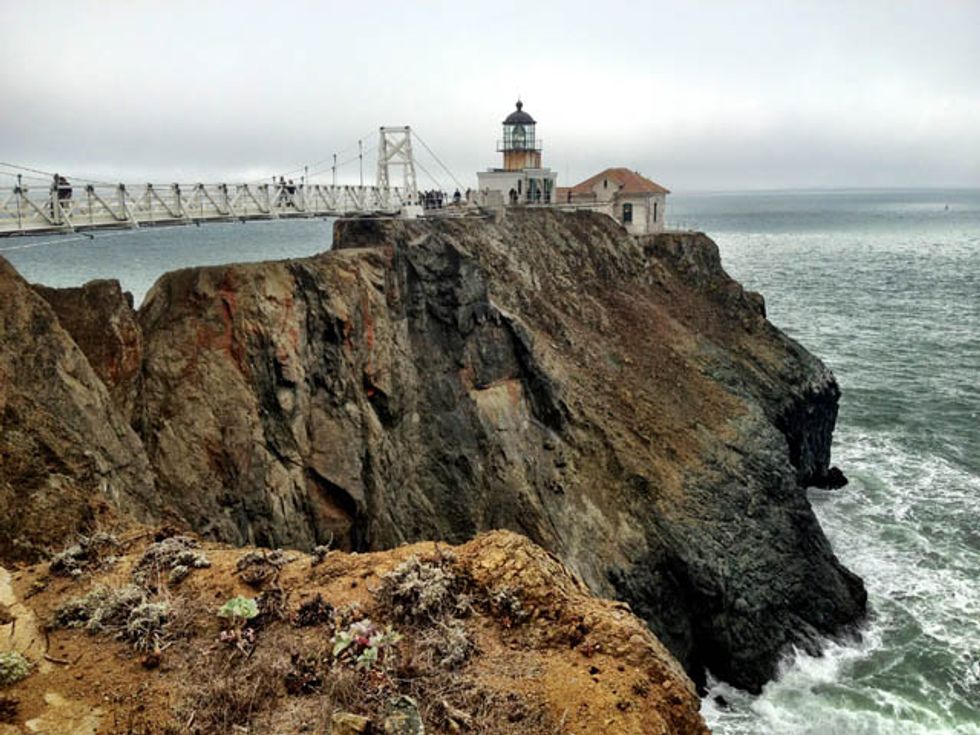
420,188 -> 466,210
276,176 -> 299,207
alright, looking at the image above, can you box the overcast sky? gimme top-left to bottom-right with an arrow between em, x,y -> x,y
2,0 -> 978,191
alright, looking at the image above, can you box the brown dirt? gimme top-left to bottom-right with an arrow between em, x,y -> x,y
0,530 -> 707,734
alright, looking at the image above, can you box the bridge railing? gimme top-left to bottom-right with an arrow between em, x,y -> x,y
0,181 -> 415,236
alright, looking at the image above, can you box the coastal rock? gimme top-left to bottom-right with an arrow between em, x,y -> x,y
331,712 -> 372,734
32,279 -> 142,421
0,259 -> 156,562
129,209 -> 865,690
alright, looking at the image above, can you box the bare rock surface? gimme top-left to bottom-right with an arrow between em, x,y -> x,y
132,210 -> 865,691
0,259 -> 156,562
32,280 -> 142,421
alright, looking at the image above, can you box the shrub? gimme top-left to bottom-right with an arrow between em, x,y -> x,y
88,585 -> 145,632
331,618 -> 402,671
50,532 -> 120,577
419,620 -> 475,669
0,652 -> 30,686
293,594 -> 333,627
376,554 -> 471,624
124,602 -> 171,652
52,584 -> 142,631
235,549 -> 289,588
51,585 -> 171,652
132,536 -> 210,588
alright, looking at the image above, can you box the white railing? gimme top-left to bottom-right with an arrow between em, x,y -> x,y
0,180 -> 416,236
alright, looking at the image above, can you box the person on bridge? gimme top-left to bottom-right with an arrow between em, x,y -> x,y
54,174 -> 72,202
51,174 -> 71,218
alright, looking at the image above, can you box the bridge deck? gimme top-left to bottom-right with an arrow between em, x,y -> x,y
0,181 -> 414,237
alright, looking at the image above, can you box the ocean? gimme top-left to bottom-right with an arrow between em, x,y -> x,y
674,189 -> 980,735
3,189 -> 978,734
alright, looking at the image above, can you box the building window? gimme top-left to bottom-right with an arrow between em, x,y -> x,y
622,203 -> 633,224
653,201 -> 658,222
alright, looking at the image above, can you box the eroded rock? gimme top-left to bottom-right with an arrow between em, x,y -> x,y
0,259 -> 157,561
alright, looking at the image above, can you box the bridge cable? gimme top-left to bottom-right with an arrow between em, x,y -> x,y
0,161 -> 116,187
410,131 -> 465,192
247,128 -> 378,185
413,157 -> 446,193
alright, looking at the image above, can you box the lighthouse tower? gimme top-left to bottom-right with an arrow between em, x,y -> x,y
500,100 -> 541,170
477,100 -> 557,206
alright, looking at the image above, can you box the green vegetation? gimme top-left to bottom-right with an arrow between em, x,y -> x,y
0,652 -> 30,686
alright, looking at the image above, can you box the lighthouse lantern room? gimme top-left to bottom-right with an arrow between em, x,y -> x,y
477,100 -> 557,206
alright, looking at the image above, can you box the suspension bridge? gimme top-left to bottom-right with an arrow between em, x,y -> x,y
0,126 -> 464,238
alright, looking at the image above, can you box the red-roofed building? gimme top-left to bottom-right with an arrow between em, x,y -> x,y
556,168 -> 670,235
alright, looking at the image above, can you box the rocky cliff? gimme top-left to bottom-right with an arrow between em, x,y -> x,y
0,209 -> 866,695
0,261 -> 156,562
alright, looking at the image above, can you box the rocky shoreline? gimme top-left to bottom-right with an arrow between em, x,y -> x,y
0,209 -> 866,729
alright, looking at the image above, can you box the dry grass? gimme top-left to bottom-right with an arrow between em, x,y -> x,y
178,647 -> 287,734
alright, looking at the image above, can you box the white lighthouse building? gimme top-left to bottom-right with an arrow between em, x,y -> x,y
477,101 -> 557,206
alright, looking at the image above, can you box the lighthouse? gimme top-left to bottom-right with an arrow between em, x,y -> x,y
477,100 -> 557,206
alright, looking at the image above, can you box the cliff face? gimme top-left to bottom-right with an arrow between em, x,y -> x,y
130,210 -> 865,691
0,209 -> 866,694
0,260 -> 155,562
33,279 -> 143,421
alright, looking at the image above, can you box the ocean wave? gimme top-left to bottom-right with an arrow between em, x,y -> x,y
707,430 -> 980,734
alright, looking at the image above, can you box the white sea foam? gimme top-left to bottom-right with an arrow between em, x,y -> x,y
706,428 -> 980,734
700,194 -> 980,733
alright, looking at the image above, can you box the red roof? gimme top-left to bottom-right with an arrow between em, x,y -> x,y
569,167 -> 670,195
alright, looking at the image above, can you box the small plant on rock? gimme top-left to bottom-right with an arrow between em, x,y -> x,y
0,652 -> 31,686
217,596 -> 259,653
331,618 -> 402,671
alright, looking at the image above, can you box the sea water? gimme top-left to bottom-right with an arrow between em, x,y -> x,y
672,189 -> 980,735
3,189 -> 979,734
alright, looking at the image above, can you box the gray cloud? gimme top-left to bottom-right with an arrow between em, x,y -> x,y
2,0 -> 978,191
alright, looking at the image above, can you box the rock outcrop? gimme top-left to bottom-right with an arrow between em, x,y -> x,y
32,279 -> 142,421
0,209 -> 867,693
130,210 -> 865,691
0,260 -> 156,562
